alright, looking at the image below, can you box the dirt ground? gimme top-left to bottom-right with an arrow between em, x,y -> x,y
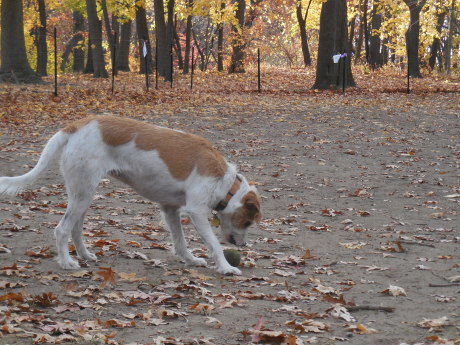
0,83 -> 459,345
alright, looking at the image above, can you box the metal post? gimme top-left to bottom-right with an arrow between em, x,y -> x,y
191,47 -> 194,90
144,37 -> 149,92
342,53 -> 346,94
258,48 -> 261,92
111,31 -> 117,94
170,44 -> 173,88
54,27 -> 57,97
155,38 -> 158,90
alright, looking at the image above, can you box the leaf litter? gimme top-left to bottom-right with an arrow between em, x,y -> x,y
0,71 -> 459,344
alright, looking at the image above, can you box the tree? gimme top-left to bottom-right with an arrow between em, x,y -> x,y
0,0 -> 41,82
296,0 -> 312,67
183,0 -> 194,74
35,0 -> 48,76
154,0 -> 173,80
428,6 -> 447,70
217,0 -> 225,72
403,0 -> 428,78
312,0 -> 355,89
135,2 -> 153,74
117,20 -> 132,71
369,0 -> 382,69
61,11 -> 85,72
86,0 -> 109,77
229,0 -> 246,73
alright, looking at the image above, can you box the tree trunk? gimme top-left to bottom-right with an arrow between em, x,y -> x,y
154,0 -> 172,80
217,0 -> 225,72
355,0 -> 364,62
84,32 -> 94,74
0,0 -> 41,82
445,0 -> 456,74
296,0 -> 312,67
173,24 -> 184,70
86,0 -> 108,77
183,0 -> 193,74
166,0 -> 175,80
229,0 -> 246,73
428,10 -> 446,70
136,3 -> 153,74
369,0 -> 382,69
61,11 -> 85,72
348,13 -> 357,60
36,0 -> 48,76
403,0 -> 427,78
312,0 -> 355,89
363,0 -> 370,62
117,20 -> 132,71
102,0 -> 114,57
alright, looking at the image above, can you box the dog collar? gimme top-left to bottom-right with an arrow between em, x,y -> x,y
214,175 -> 242,211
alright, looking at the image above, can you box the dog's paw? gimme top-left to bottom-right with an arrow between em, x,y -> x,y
80,252 -> 97,262
57,257 -> 80,270
185,257 -> 207,267
217,265 -> 242,276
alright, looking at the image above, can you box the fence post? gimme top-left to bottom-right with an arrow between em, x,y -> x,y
257,48 -> 261,92
143,37 -> 149,92
342,53 -> 346,94
191,46 -> 194,90
155,38 -> 158,90
111,31 -> 117,94
170,44 -> 173,88
54,27 -> 57,97
407,58 -> 410,94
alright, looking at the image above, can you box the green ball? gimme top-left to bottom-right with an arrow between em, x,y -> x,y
223,249 -> 241,267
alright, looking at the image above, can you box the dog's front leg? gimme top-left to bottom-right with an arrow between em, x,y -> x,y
161,206 -> 207,267
188,211 -> 242,276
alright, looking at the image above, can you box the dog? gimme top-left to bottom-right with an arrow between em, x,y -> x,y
0,116 -> 261,275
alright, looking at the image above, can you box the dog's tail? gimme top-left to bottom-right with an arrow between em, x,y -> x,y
0,131 -> 69,195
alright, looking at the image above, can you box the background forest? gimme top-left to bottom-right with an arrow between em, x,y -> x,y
0,0 -> 459,87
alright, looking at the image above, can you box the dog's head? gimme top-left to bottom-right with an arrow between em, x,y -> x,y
218,187 -> 262,247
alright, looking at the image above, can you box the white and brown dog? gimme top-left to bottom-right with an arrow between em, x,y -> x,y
0,116 -> 261,275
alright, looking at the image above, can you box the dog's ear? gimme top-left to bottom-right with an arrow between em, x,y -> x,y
243,192 -> 262,223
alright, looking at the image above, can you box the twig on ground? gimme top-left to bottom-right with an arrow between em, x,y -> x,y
347,305 -> 395,312
398,240 -> 435,248
428,283 -> 460,287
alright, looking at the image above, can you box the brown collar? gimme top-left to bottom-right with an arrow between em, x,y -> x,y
214,175 -> 242,211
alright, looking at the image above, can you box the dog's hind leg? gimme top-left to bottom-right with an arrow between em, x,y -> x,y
161,206 -> 207,267
55,165 -> 101,269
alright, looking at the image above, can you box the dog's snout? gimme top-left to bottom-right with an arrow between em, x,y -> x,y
228,235 -> 237,245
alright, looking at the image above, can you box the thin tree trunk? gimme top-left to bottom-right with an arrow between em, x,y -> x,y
403,0 -> 427,78
102,0 -> 114,56
355,0 -> 364,62
183,0 -> 193,74
369,0 -> 382,69
61,12 -> 85,72
173,24 -> 184,70
154,0 -> 171,79
84,32 -> 94,74
445,0 -> 456,74
296,0 -> 312,67
36,0 -> 48,76
117,20 -> 131,71
229,0 -> 246,73
217,0 -> 225,71
429,10 -> 446,70
136,2 -> 153,74
363,0 -> 370,62
86,0 -> 108,77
